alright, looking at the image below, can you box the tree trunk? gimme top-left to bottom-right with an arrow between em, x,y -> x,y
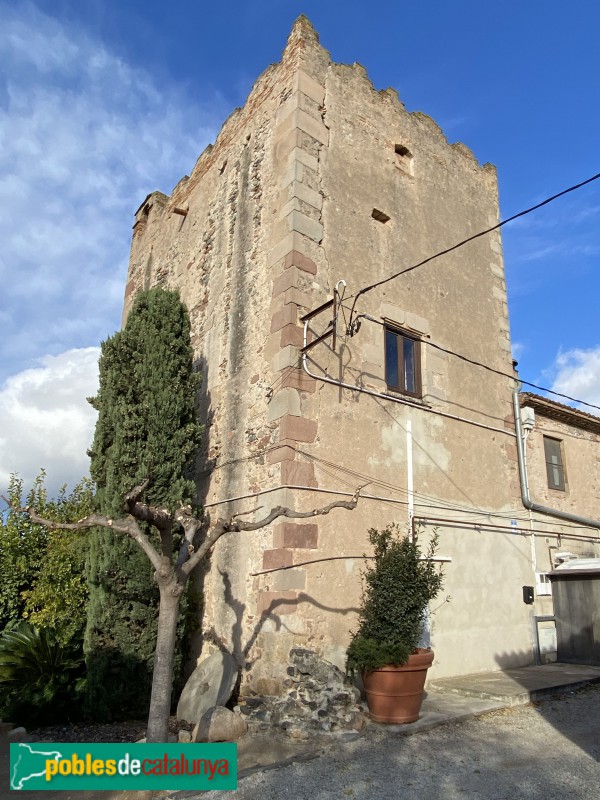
146,583 -> 182,742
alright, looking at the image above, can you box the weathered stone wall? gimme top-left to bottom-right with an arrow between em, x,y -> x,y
239,647 -> 364,737
122,17 -> 598,690
123,19 -> 340,693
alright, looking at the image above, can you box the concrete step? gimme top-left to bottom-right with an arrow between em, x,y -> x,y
429,663 -> 600,706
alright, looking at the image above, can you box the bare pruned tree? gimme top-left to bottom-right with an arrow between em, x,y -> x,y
3,482 -> 361,742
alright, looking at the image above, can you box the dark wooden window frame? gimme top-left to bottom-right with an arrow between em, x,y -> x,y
384,325 -> 422,398
543,435 -> 566,492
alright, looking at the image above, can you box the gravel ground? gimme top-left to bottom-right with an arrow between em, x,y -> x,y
4,687 -> 599,799
28,716 -> 192,743
28,719 -> 148,743
195,686 -> 600,800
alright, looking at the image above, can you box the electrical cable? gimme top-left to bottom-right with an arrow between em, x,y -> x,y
347,308 -> 600,413
346,170 -> 600,331
254,178 -> 600,534
266,364 -> 299,396
206,438 -> 599,531
298,448 -> 531,522
428,340 -> 600,413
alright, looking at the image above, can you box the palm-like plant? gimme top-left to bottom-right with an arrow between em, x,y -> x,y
0,623 -> 84,723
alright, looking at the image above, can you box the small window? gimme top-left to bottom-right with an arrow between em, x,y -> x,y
535,572 -> 552,597
543,436 -> 566,491
394,143 -> 413,173
372,208 -> 390,223
385,327 -> 421,397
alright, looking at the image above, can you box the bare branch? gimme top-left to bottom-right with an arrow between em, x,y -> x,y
123,478 -> 151,504
125,498 -> 172,529
1,497 -> 163,572
122,477 -> 175,555
181,519 -> 229,577
3,484 -> 362,585
235,491 -> 361,531
231,505 -> 263,519
174,506 -> 205,567
181,488 -> 362,577
124,494 -> 175,561
123,492 -> 180,562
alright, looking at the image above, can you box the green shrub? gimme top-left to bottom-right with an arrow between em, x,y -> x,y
0,473 -> 94,646
85,287 -> 202,721
0,474 -> 49,634
347,525 -> 444,674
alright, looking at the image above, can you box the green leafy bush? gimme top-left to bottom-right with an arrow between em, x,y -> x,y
0,473 -> 94,645
0,474 -> 48,633
346,525 -> 444,674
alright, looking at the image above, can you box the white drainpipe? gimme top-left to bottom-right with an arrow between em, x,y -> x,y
512,384 -> 600,530
407,419 -> 414,541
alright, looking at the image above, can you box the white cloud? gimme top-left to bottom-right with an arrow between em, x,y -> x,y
0,2 -> 221,383
511,341 -> 525,362
0,347 -> 100,495
519,242 -> 600,264
0,3 -> 225,498
574,205 -> 600,222
551,347 -> 600,410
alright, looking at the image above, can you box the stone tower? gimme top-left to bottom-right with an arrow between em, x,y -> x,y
124,18 -> 533,696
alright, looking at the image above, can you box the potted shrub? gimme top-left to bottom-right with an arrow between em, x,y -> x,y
346,524 -> 444,723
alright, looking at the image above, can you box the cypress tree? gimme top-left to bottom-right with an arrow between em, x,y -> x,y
85,288 -> 201,721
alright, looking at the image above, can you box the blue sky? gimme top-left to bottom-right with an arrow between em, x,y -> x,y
1,0 -> 599,493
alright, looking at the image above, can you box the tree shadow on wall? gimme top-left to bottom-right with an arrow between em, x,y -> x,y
189,349 -> 360,646
207,568 -> 360,674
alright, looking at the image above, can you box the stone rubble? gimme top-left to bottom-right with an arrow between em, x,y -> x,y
239,647 -> 364,738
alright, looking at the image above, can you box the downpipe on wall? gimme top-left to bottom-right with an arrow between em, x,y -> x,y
512,383 -> 600,530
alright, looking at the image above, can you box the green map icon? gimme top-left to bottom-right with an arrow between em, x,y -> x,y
11,743 -> 63,790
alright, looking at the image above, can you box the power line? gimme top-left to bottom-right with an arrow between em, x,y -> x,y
266,364 -> 298,397
205,441 -> 599,532
351,310 -> 600,413
346,170 -> 600,329
428,340 -> 600,414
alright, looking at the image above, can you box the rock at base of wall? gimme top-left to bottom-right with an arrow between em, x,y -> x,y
136,735 -> 177,743
7,727 -> 27,742
176,650 -> 238,725
193,707 -> 248,742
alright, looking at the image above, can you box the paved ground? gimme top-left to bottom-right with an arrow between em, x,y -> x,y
3,664 -> 600,799
195,685 -> 600,800
429,662 -> 600,705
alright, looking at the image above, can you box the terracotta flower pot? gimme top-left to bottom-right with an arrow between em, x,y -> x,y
363,648 -> 434,723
